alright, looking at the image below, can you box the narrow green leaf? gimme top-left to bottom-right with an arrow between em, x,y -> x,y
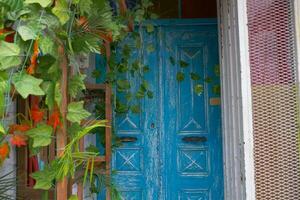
0,124 -> 5,135
67,101 -> 91,124
83,159 -> 89,186
78,0 -> 92,15
12,73 -> 45,98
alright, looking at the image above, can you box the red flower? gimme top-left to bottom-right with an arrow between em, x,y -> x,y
10,134 -> 27,147
30,96 -> 44,123
48,109 -> 62,130
9,124 -> 31,134
0,142 -> 10,162
31,107 -> 44,123
0,28 -> 15,43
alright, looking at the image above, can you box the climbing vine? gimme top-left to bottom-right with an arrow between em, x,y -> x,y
0,0 -> 156,198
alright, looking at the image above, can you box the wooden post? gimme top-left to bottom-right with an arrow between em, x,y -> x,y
56,45 -> 68,200
104,41 -> 112,200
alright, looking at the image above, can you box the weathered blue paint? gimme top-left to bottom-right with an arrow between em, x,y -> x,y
99,19 -> 224,200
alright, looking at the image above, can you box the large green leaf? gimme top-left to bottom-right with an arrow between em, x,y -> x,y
0,41 -> 21,70
31,161 -> 58,190
25,124 -> 53,148
68,73 -> 86,98
52,0 -> 70,25
67,101 -> 91,124
39,36 -> 56,55
12,73 -> 45,98
17,24 -> 38,41
24,0 -> 52,7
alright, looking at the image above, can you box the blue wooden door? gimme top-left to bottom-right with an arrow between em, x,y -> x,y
112,19 -> 224,200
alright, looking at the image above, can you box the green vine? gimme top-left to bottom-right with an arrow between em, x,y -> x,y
0,0 -> 156,199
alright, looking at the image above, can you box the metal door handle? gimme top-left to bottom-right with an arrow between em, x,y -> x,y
182,136 -> 207,143
119,136 -> 137,143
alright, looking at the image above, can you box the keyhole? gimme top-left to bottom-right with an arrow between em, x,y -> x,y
151,123 -> 155,128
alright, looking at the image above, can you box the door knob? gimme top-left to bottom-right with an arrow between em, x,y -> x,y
182,136 -> 207,143
119,136 -> 137,143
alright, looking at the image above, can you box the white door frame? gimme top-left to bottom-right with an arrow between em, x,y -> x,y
294,1 -> 300,87
217,0 -> 256,199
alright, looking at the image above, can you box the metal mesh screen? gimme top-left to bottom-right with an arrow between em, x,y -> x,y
247,0 -> 300,199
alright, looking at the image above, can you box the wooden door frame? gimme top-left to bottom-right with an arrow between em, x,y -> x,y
217,0 -> 256,199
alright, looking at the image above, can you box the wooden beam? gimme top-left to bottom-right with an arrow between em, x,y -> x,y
56,44 -> 68,200
104,41 -> 112,200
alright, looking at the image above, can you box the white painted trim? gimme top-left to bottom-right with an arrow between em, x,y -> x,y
294,0 -> 300,86
217,0 -> 256,199
236,0 -> 256,199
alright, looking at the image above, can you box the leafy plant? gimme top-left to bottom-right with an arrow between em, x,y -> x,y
0,0 -> 156,199
0,171 -> 17,200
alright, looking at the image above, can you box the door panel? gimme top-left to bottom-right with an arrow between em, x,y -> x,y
161,24 -> 223,200
112,29 -> 160,199
112,20 -> 223,200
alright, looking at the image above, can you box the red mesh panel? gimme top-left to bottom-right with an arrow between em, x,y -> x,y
247,0 -> 300,199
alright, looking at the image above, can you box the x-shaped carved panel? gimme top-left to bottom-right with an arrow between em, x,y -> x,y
178,149 -> 208,174
115,148 -> 142,172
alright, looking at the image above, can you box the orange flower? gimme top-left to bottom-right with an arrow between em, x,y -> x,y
9,124 -> 31,134
10,134 -> 27,147
48,109 -> 62,130
30,96 -> 44,123
27,40 -> 39,75
31,107 -> 44,123
0,142 -> 10,161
